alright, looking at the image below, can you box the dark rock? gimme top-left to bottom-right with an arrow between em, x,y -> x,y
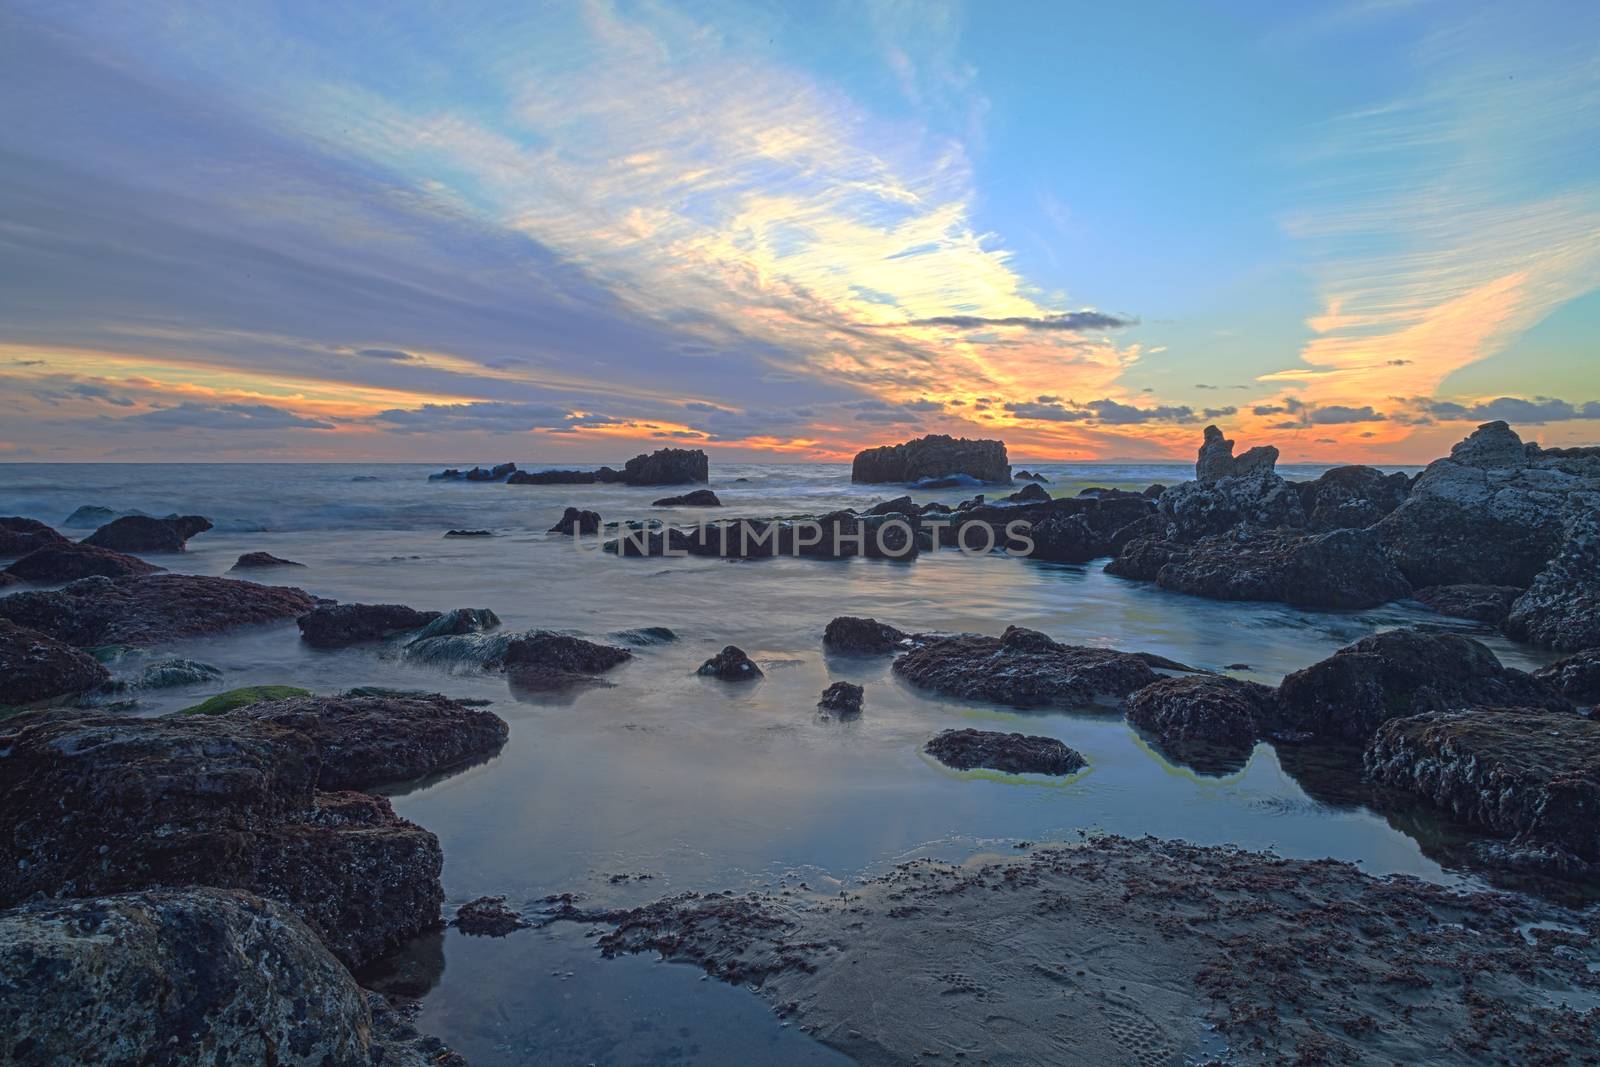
227,693 -> 510,790
4,542 -> 162,582
230,551 -> 305,569
508,468 -> 598,485
1367,708 -> 1600,862
0,887 -> 460,1067
852,434 -> 1010,485
430,462 -> 517,482
0,517 -> 70,557
893,626 -> 1161,708
81,514 -> 212,553
501,631 -> 632,689
455,895 -> 529,937
1003,482 -> 1050,504
0,574 -> 317,646
134,658 -> 222,688
1105,535 -> 1190,581
924,728 -> 1086,775
653,489 -> 721,507
1275,629 -> 1572,743
1013,470 -> 1049,482
817,681 -> 864,715
1414,584 -> 1523,624
179,685 -> 312,716
298,603 -> 442,648
549,506 -> 602,535
622,448 -> 708,485
1025,512 -> 1101,563
1142,483 -> 1167,498
697,645 -> 763,681
823,616 -> 909,655
62,504 -> 133,529
1534,650 -> 1600,707
1294,465 -> 1410,531
864,495 -> 915,516
612,625 -> 678,646
444,529 -> 492,537
1194,425 -> 1278,485
1159,468 -> 1306,542
1125,675 -> 1276,773
0,618 -> 109,705
1153,526 -> 1410,609
407,607 -> 500,642
1504,504 -> 1600,651
913,474 -> 984,490
165,515 -> 214,541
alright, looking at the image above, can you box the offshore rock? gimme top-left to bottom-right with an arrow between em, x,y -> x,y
82,514 -> 213,553
653,489 -> 721,506
549,506 -> 602,535
622,448 -> 708,485
924,728 -> 1086,775
3,542 -> 162,583
231,551 -> 305,569
817,681 -> 864,715
298,603 -> 442,648
500,631 -> 632,689
852,434 -> 1010,485
697,645 -> 763,681
823,615 -> 910,655
0,574 -> 316,646
892,626 -> 1161,709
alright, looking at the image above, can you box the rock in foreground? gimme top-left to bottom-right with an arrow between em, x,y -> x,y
500,631 -> 633,689
852,434 -> 1010,485
924,728 -> 1085,775
0,574 -> 317,646
1504,504 -> 1600,652
0,618 -> 109,705
1125,674 -> 1275,773
892,626 -> 1162,708
3,542 -> 162,583
0,517 -> 70,557
298,603 -> 442,648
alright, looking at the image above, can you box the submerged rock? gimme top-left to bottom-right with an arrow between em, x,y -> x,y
697,645 -> 763,681
851,434 -> 1010,485
1503,504 -> 1600,652
82,514 -> 212,553
0,516 -> 70,557
444,529 -> 492,538
4,542 -> 162,582
1413,584 -> 1524,625
823,615 -> 910,655
1275,629 -> 1571,743
892,626 -> 1162,708
298,603 -> 442,648
1533,650 -> 1600,708
231,551 -> 305,569
652,489 -> 721,507
817,681 -> 864,715
430,462 -> 518,482
0,574 -> 317,647
549,506 -> 601,535
179,685 -> 314,716
455,895 -> 530,937
408,607 -> 500,643
924,728 -> 1086,775
1125,675 -> 1276,773
0,618 -> 109,705
1153,525 -> 1409,609
1367,708 -> 1600,863
134,657 -> 222,689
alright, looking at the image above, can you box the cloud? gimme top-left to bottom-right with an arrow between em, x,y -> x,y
354,348 -> 417,362
371,401 -> 618,434
893,311 -> 1134,332
122,402 -> 335,431
1003,397 -> 1219,425
1309,405 -> 1386,425
1414,395 -> 1600,425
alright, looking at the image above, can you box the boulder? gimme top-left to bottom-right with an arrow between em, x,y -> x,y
455,895 -> 529,937
4,542 -> 162,582
1534,650 -> 1600,707
81,514 -> 212,553
0,517 -> 70,557
622,448 -> 708,485
1294,465 -> 1411,531
231,551 -> 305,569
0,887 -> 459,1067
1366,708 -> 1600,862
1413,584 -> 1523,625
652,489 -> 721,507
0,618 -> 109,705
1003,482 -> 1050,504
1503,504 -> 1600,651
1275,629 -> 1571,743
823,616 -> 910,655
549,506 -> 602,535
0,574 -> 317,647
852,434 -> 1010,485
1013,469 -> 1049,482
61,504 -> 132,529
924,728 -> 1086,775
1125,675 -> 1275,773
864,495 -> 916,517
892,626 -> 1162,709
297,603 -> 442,648
817,681 -> 864,715
697,645 -> 763,681
500,631 -> 632,689
1153,526 -> 1410,609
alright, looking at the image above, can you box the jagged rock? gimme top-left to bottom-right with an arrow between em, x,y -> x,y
0,618 -> 109,705
0,517 -> 70,557
1504,504 -> 1600,651
429,462 -> 518,482
1125,675 -> 1275,773
297,603 -> 442,648
4,542 -> 162,582
0,887 -> 461,1067
817,681 -> 864,715
0,574 -> 317,647
81,514 -> 212,553
1003,483 -> 1051,504
1105,535 -> 1190,581
1153,526 -> 1410,609
924,728 -> 1086,775
1367,708 -> 1600,862
501,631 -> 632,689
623,448 -> 708,485
697,645 -> 763,681
1194,425 -> 1279,485
864,495 -> 916,516
823,616 -> 910,655
1414,584 -> 1523,625
227,693 -> 510,790
1275,629 -> 1571,743
549,506 -> 602,535
1294,465 -> 1411,531
653,489 -> 721,507
1013,470 -> 1050,482
852,434 -> 1010,485
455,895 -> 529,936
1159,468 -> 1306,542
893,626 -> 1162,709
1534,650 -> 1600,707
231,551 -> 305,569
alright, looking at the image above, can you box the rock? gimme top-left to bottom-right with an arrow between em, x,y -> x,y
1025,512 -> 1101,563
913,473 -> 984,490
622,448 -> 708,485
500,631 -> 632,689
1194,425 -> 1279,485
852,434 -> 1011,485
612,626 -> 678,646
1153,526 -> 1410,609
0,517 -> 70,557
1503,504 -> 1600,651
81,514 -> 212,553
429,462 -> 517,482
227,693 -> 510,790
1105,535 -> 1190,581
864,495 -> 915,516
231,551 -> 305,569
1002,482 -> 1050,504
0,618 -> 109,705
653,489 -> 721,507
1125,675 -> 1276,773
1275,629 -> 1572,743
61,504 -> 135,529
0,574 -> 317,647
0,887 -> 460,1067
1375,422 -> 1597,588
508,468 -> 598,485
549,506 -> 601,534
444,529 -> 492,537
697,645 -> 763,681
455,895 -> 529,937
407,607 -> 500,642
1367,708 -> 1600,862
1414,584 -> 1523,624
297,603 -> 442,648
1142,483 -> 1167,498
134,658 -> 222,688
1294,465 -> 1411,531
1534,650 -> 1600,707
1159,467 -> 1306,542
4,542 -> 162,582
1013,470 -> 1049,482
823,616 -> 909,655
924,728 -> 1086,775
892,626 -> 1162,709
0,713 -> 444,968
179,685 -> 314,715
817,681 -> 864,715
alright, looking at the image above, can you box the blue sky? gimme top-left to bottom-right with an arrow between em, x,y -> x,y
1,0 -> 1596,462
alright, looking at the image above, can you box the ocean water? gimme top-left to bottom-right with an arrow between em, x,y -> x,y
1,460 -> 1563,1066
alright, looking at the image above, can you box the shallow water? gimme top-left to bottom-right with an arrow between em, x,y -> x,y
3,460 -> 1569,1065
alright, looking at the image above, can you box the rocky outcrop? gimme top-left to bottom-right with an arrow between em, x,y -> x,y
817,681 -> 863,715
455,895 -> 529,937
852,434 -> 1010,485
623,448 -> 709,485
893,626 -> 1164,709
1003,482 -> 1051,504
429,462 -> 518,481
1194,425 -> 1280,485
0,618 -> 109,705
1152,525 -> 1409,609
1294,465 -> 1411,531
1158,467 -> 1306,542
297,603 -> 442,648
1125,675 -> 1276,773
823,615 -> 910,655
549,506 -> 602,535
500,631 -> 632,689
231,551 -> 305,569
1503,504 -> 1600,651
82,514 -> 213,553
1367,708 -> 1600,863
0,887 -> 461,1067
1534,650 -> 1600,707
1414,584 -> 1523,625
864,495 -> 916,516
3,542 -> 162,582
652,489 -> 721,507
1013,470 -> 1049,482
508,468 -> 600,485
0,574 -> 317,646
924,728 -> 1086,775
0,517 -> 70,557
1275,629 -> 1571,743
226,693 -> 510,790
1104,535 -> 1190,581
697,645 -> 763,681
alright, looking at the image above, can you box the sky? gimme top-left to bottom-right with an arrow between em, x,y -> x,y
1,0 -> 1597,464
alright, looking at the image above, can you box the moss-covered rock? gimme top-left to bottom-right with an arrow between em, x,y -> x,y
179,685 -> 311,715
